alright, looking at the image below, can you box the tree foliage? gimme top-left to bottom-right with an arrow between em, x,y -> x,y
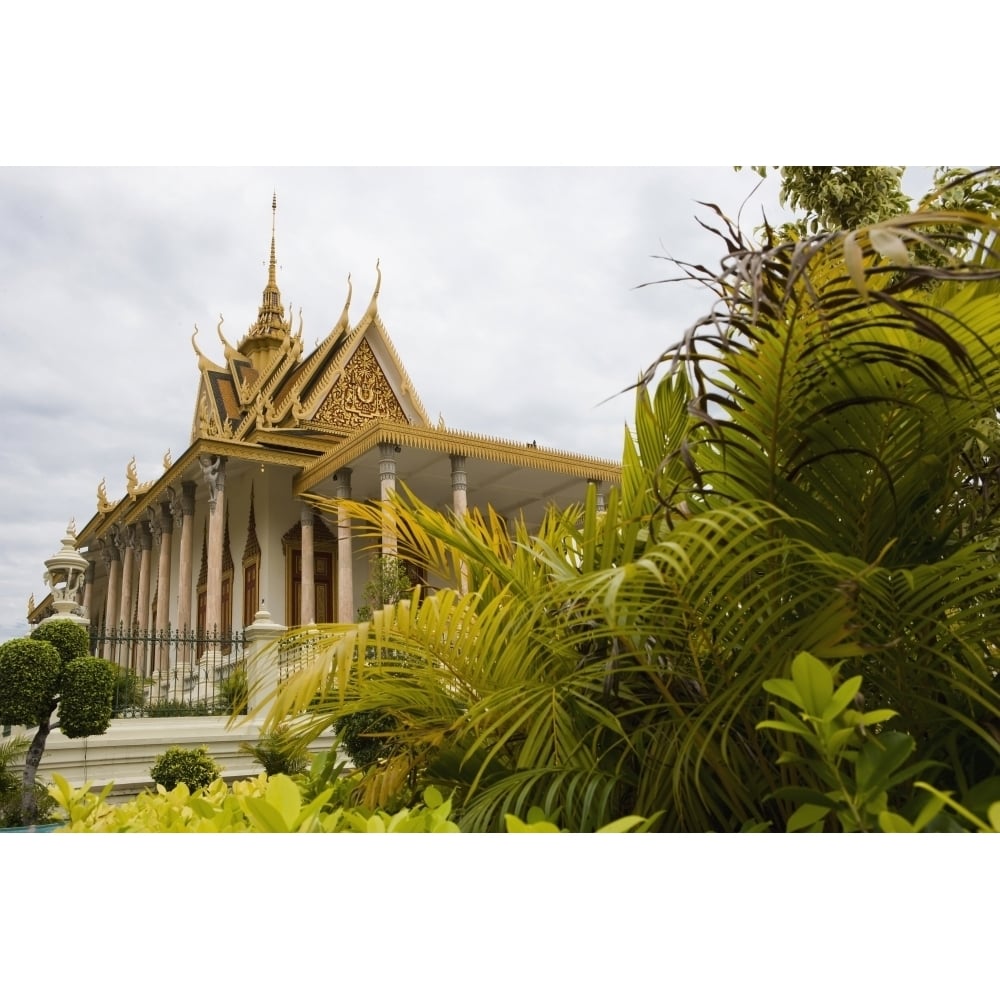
150,746 -> 221,791
0,620 -> 115,825
772,165 -> 911,232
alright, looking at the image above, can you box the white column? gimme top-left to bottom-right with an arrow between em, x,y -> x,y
379,443 -> 398,557
154,500 -> 174,678
335,468 -> 354,623
81,562 -> 94,624
202,455 -> 227,636
135,522 -> 152,632
135,522 -> 153,677
450,454 -> 470,595
175,482 -> 196,636
118,527 -> 135,629
300,502 -> 316,626
244,608 -> 288,718
101,541 -> 121,659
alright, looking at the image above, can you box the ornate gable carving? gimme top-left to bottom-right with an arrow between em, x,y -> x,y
313,339 -> 407,429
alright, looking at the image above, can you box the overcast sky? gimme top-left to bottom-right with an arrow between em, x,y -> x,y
0,166 -> 944,642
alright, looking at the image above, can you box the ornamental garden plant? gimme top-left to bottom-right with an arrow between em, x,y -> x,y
0,619 -> 115,825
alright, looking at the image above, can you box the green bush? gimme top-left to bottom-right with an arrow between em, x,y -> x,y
144,700 -> 219,717
112,668 -> 146,715
334,709 -> 398,769
240,724 -> 309,776
150,746 -> 221,791
31,619 -> 90,667
0,621 -> 115,826
0,638 -> 61,727
51,773 -> 461,832
0,735 -> 54,828
217,665 -> 248,715
59,657 -> 116,739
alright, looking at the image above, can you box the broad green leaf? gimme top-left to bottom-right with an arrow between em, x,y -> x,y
505,814 -> 561,833
855,731 -> 915,793
596,815 -> 647,833
790,652 -> 835,718
762,677 -> 806,710
823,675 -> 863,721
787,802 -> 830,832
878,811 -> 915,833
988,803 -> 1000,832
264,774 -> 303,829
241,796 -> 290,833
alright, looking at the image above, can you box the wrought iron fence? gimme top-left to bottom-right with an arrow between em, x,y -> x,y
277,630 -> 322,684
89,626 -> 246,718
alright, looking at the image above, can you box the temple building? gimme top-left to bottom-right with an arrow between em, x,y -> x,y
28,198 -> 620,689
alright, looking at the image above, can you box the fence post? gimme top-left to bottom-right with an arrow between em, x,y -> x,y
243,608 -> 287,718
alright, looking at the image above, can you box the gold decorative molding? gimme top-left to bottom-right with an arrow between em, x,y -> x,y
216,314 -> 241,363
125,457 -> 154,500
313,340 -> 407,429
295,419 -> 623,496
192,324 -> 225,373
97,477 -> 117,514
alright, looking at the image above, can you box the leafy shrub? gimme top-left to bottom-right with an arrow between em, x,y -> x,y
59,656 -> 115,739
334,709 -> 398,769
217,665 -> 248,715
150,746 -> 221,791
0,639 -> 61,727
758,651 -> 1000,833
112,668 -> 146,715
31,619 -> 90,668
144,700 -> 219,717
0,622 -> 115,826
0,735 -> 54,828
51,773 -> 461,833
240,724 -> 309,776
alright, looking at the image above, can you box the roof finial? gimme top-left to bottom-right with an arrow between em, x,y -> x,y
269,192 -> 278,283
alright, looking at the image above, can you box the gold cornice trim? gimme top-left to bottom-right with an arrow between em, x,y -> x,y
294,420 -> 622,495
192,325 -> 226,373
115,438 -> 315,528
365,309 -> 432,427
271,276 -> 354,424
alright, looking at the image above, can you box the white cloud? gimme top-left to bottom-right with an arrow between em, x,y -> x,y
0,165 -> 797,640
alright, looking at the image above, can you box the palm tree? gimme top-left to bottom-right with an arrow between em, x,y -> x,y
261,202 -> 1000,831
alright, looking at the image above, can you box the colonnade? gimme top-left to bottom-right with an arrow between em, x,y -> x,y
88,447 -> 609,653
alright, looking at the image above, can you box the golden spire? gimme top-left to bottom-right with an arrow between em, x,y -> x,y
238,193 -> 290,365
269,191 -> 277,286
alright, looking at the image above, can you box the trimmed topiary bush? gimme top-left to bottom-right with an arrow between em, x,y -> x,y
59,657 -> 115,739
0,639 -> 61,728
31,619 -> 90,669
0,621 -> 119,824
150,745 -> 221,791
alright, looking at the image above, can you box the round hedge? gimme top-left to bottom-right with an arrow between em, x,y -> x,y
31,619 -> 90,666
150,746 -> 221,791
0,638 -> 61,727
59,656 -> 115,739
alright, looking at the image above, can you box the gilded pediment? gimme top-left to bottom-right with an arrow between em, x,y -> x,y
313,339 -> 407,429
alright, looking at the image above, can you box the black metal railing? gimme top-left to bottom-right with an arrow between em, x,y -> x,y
277,630 -> 322,684
89,626 -> 246,718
